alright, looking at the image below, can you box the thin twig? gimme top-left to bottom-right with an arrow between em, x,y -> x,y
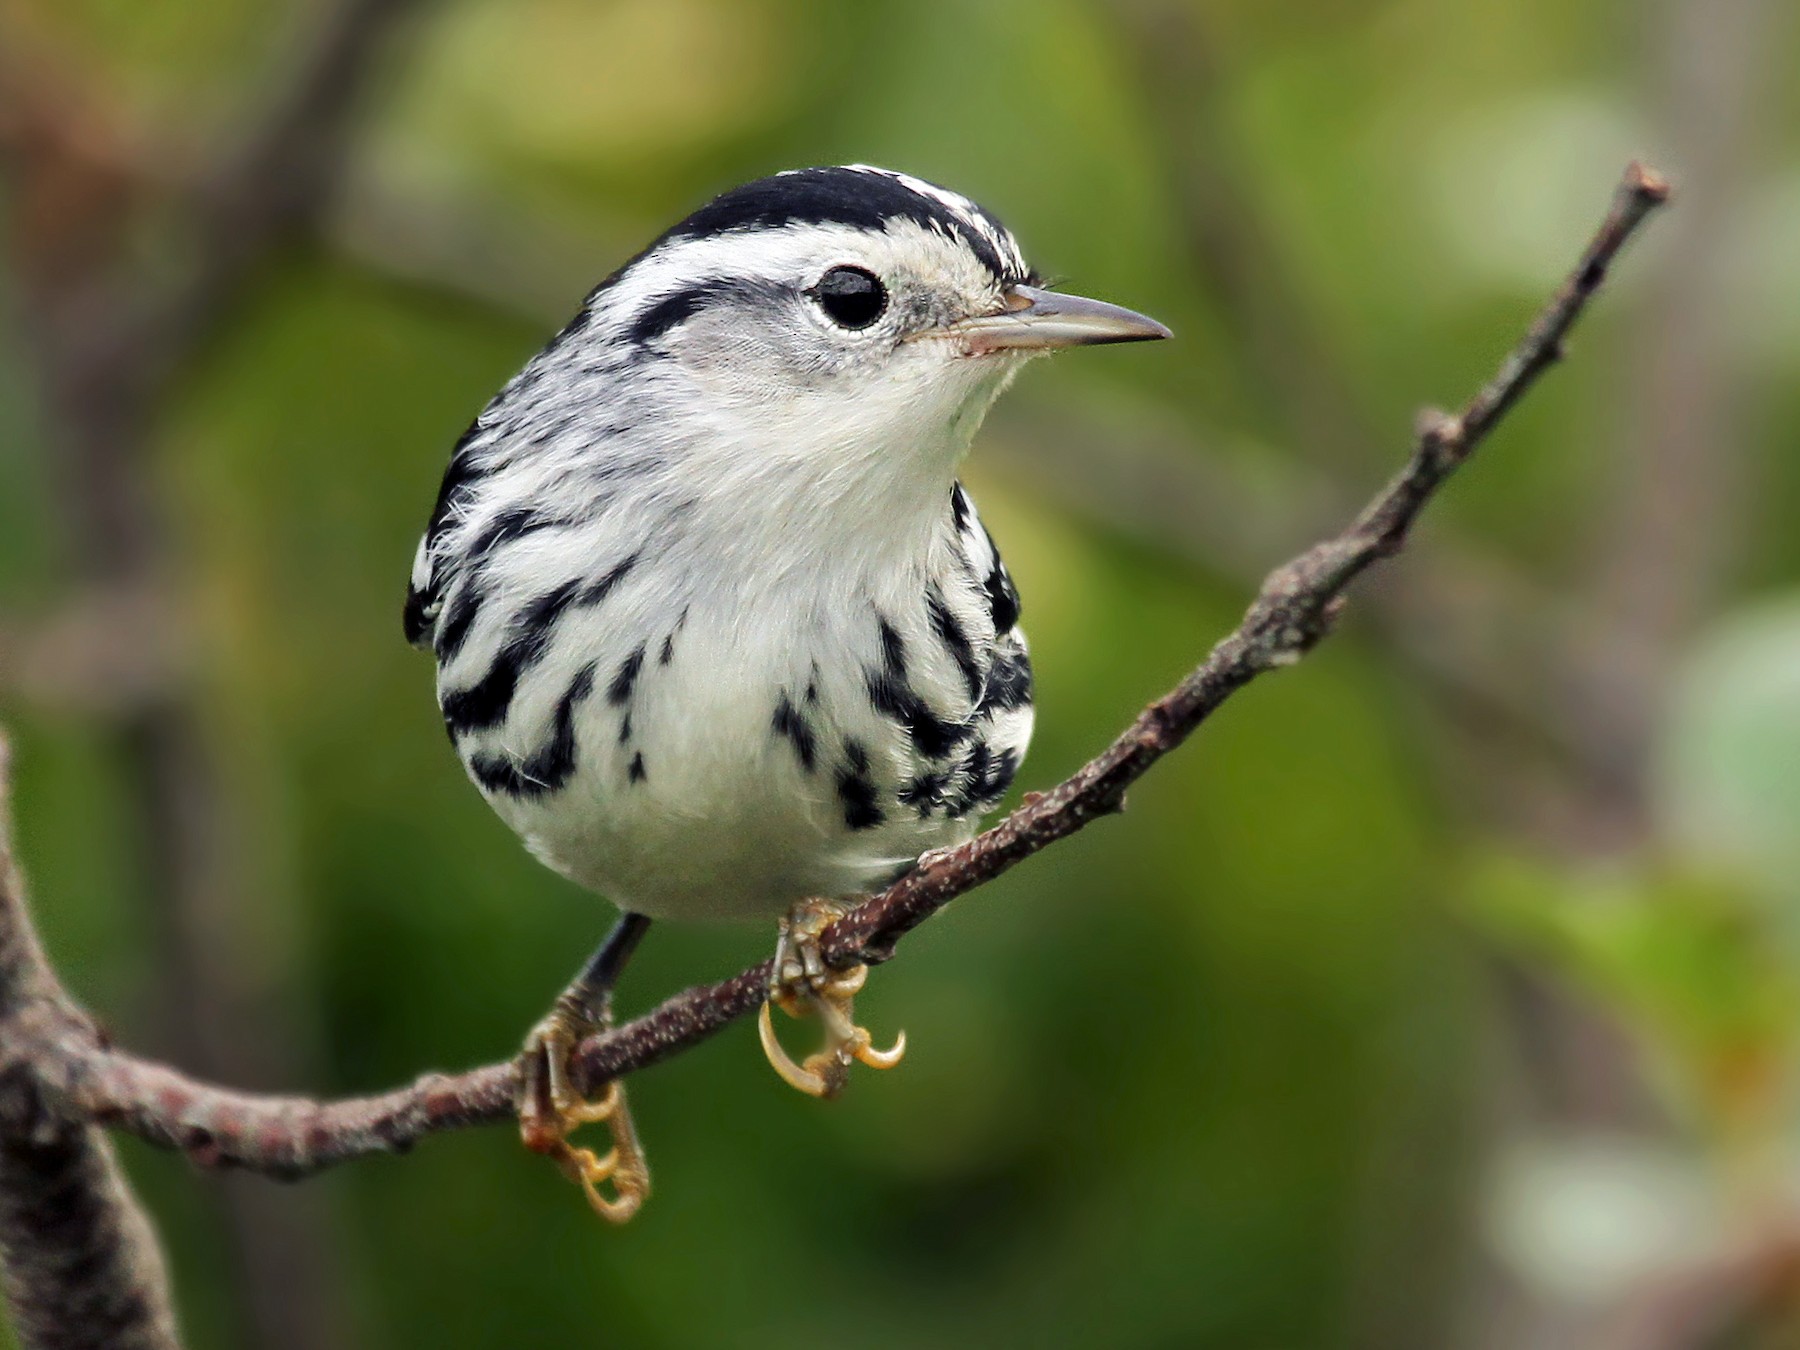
0,163 -> 1669,1182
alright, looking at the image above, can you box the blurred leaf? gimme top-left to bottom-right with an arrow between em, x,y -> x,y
1656,595 -> 1800,920
1466,853 -> 1800,1140
1484,1132 -> 1719,1304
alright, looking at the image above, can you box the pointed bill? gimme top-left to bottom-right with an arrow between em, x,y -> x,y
946,284 -> 1171,353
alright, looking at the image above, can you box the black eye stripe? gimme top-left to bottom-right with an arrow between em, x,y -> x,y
811,265 -> 887,330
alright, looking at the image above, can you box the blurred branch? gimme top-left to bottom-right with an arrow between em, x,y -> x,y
1475,11 -> 1785,1349
0,737 -> 183,1350
5,0 -> 429,562
0,165 -> 1667,1179
125,0 -> 429,375
1116,0 -> 1381,472
0,586 -> 185,718
1569,0 -> 1779,830
1,3 -> 434,1347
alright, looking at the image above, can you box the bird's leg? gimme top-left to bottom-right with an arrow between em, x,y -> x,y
758,897 -> 906,1098
518,911 -> 652,1222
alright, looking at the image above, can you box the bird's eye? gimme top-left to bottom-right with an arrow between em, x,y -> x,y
812,266 -> 887,329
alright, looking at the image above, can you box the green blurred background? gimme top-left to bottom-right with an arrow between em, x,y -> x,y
3,1 -> 1798,1346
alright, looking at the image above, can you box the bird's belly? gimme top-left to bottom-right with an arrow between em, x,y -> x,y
479,642 -> 975,924
514,765 -> 970,924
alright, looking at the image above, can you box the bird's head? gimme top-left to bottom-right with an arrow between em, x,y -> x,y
558,167 -> 1167,499
460,166 -> 1170,579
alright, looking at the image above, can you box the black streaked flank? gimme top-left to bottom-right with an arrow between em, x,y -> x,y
984,554 -> 1021,633
609,643 -> 647,706
628,752 -> 647,784
898,767 -> 950,817
579,551 -> 639,606
944,741 -> 1004,820
901,729 -> 1021,820
865,617 -> 963,759
979,646 -> 1033,714
468,663 -> 596,799
440,578 -> 582,735
658,607 -> 688,667
836,740 -> 884,830
439,641 -> 519,735
926,584 -> 982,700
772,694 -> 817,772
466,504 -> 561,564
878,617 -> 906,675
984,747 -> 1022,808
431,581 -> 482,662
524,577 -> 582,632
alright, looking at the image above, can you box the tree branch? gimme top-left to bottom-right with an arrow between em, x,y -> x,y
0,742 -> 182,1350
2,163 -> 1668,1182
131,0 -> 429,369
3,4 -> 434,1346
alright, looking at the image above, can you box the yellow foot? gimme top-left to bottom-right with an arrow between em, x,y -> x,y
758,898 -> 906,1099
517,1005 -> 650,1223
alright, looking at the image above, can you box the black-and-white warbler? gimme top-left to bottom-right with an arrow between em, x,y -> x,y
403,165 -> 1169,1219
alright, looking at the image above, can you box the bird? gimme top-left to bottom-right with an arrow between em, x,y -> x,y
403,164 -> 1169,1221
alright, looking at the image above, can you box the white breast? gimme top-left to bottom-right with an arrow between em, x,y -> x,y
464,532 -> 1018,922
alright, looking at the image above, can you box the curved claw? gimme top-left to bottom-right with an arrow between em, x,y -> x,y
759,999 -> 833,1096
563,1079 -> 619,1125
820,964 -> 868,999
566,1142 -> 647,1224
855,1028 -> 907,1070
519,1020 -> 651,1223
761,900 -> 908,1099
